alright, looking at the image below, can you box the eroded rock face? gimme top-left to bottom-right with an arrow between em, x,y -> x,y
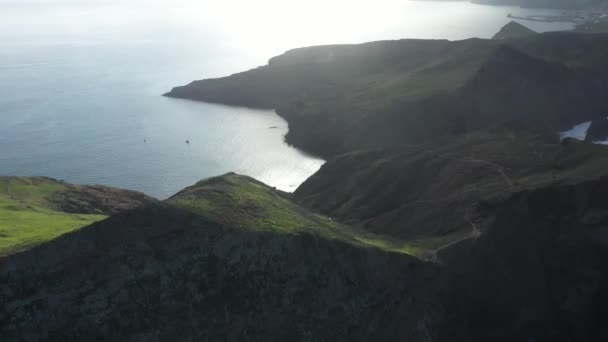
0,203 -> 440,342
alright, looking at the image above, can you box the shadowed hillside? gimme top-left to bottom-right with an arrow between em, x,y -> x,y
0,174 -> 439,341
438,177 -> 608,341
294,126 -> 608,239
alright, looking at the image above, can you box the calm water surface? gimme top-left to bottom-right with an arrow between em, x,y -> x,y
0,1 -> 573,198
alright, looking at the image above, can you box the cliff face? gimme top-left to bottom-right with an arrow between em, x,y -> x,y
165,32 -> 608,158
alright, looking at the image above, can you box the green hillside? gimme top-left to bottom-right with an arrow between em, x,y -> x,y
0,176 -> 155,255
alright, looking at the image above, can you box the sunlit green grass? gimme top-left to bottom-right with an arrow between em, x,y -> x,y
169,173 -> 441,257
0,177 -> 106,256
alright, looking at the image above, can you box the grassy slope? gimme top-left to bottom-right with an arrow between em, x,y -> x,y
167,173 -> 432,256
0,173 -> 441,258
0,177 -> 106,255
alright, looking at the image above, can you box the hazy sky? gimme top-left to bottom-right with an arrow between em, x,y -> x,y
0,0 -> 572,62
0,0 -> 419,49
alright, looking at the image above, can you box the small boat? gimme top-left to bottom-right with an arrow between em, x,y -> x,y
185,139 -> 190,144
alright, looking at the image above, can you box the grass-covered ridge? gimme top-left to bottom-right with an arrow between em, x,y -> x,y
0,173 -> 431,257
167,173 -> 427,255
0,177 -> 105,255
0,176 -> 156,256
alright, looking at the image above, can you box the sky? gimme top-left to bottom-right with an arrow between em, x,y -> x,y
0,0 -> 421,53
0,0 -> 573,62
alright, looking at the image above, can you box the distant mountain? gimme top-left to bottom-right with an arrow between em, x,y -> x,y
473,0 -> 608,9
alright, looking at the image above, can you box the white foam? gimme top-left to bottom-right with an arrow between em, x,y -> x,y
559,121 -> 592,141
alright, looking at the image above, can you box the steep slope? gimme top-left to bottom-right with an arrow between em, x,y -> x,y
165,31 -> 608,158
438,177 -> 608,341
294,128 -> 608,239
0,176 -> 155,256
0,174 -> 440,341
167,173 -> 429,254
